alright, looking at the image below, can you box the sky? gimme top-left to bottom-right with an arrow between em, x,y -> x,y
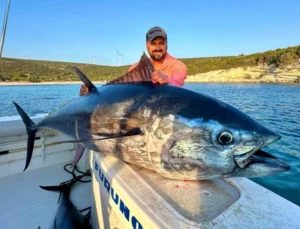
0,0 -> 299,66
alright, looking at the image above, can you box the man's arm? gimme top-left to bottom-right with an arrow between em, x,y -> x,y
168,71 -> 187,87
167,61 -> 187,87
142,61 -> 187,86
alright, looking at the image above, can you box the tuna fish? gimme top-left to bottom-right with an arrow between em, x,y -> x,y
13,53 -> 290,180
39,173 -> 92,229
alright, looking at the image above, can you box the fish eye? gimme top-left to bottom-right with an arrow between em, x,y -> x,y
218,132 -> 233,145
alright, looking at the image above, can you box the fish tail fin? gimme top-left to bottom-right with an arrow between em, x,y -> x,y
40,182 -> 71,203
40,171 -> 90,194
40,177 -> 76,203
40,171 -> 91,202
12,102 -> 37,171
40,182 -> 71,198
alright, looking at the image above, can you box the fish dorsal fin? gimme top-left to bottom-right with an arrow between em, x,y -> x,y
72,67 -> 97,92
104,52 -> 154,86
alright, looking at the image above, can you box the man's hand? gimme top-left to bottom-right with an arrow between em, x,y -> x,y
152,71 -> 169,85
79,84 -> 89,96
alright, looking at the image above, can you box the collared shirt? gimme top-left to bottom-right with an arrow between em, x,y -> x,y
128,53 -> 187,87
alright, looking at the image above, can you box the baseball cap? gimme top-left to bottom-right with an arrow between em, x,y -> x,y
146,26 -> 167,42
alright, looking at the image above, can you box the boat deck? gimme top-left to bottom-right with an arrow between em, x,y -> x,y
0,161 -> 91,229
0,114 -> 92,228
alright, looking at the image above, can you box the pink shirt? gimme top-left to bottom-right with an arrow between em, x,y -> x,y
128,53 -> 187,87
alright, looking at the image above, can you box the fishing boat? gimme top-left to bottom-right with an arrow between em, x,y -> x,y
0,114 -> 300,229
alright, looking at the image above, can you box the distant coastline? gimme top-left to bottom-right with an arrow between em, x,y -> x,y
0,81 -> 106,86
185,66 -> 300,85
1,66 -> 299,86
1,45 -> 299,85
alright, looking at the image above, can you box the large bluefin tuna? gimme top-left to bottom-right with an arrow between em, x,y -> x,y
13,53 -> 290,180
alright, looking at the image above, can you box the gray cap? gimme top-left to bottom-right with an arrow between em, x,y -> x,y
146,26 -> 167,42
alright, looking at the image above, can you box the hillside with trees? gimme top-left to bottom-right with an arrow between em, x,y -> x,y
0,45 -> 299,84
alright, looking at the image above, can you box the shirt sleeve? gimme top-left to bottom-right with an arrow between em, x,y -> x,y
168,61 -> 187,87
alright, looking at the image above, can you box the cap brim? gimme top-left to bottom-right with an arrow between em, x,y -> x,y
147,32 -> 167,41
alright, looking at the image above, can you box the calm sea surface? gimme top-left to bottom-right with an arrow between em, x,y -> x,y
0,83 -> 299,206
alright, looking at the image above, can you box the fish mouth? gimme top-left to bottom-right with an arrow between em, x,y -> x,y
234,134 -> 282,169
233,142 -> 264,169
234,149 -> 290,171
234,150 -> 255,169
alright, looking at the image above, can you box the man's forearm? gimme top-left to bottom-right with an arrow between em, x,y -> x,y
168,71 -> 186,87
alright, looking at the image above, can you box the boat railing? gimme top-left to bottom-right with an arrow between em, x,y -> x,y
0,114 -> 87,178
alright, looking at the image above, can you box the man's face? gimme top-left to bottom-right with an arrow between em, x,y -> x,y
146,36 -> 167,61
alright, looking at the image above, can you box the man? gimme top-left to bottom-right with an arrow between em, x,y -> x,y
128,26 -> 187,87
79,26 -> 187,96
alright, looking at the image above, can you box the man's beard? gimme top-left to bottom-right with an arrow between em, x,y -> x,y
150,51 -> 166,61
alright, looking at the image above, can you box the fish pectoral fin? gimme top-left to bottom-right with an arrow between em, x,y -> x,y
84,127 -> 144,142
71,67 -> 97,93
51,127 -> 144,145
93,127 -> 143,137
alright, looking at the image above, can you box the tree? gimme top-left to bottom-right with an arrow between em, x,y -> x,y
264,51 -> 278,66
296,46 -> 300,57
278,52 -> 297,67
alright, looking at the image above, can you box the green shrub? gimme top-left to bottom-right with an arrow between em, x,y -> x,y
257,73 -> 265,80
244,74 -> 252,80
29,76 -> 41,83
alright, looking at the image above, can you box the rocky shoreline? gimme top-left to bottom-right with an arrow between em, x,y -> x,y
186,66 -> 300,84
